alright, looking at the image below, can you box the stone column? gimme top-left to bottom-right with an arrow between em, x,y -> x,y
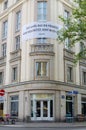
76,94 -> 81,115
3,92 -> 8,114
24,91 -> 31,119
19,91 -> 24,121
55,91 -> 60,121
60,91 -> 66,121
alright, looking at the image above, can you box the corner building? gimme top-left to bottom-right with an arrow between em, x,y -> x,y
0,0 -> 86,121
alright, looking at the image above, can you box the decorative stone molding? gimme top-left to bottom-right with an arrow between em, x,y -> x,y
64,49 -> 75,61
30,44 -> 54,56
79,59 -> 86,66
0,56 -> 6,66
10,49 -> 21,62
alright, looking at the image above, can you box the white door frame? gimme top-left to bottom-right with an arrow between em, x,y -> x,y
31,99 -> 54,121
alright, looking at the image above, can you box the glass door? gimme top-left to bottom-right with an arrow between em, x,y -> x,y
31,97 -> 54,121
36,101 -> 41,117
43,101 -> 48,117
35,100 -> 48,120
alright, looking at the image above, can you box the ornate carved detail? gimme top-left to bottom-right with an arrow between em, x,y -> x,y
10,49 -> 21,61
0,56 -> 6,65
64,49 -> 75,60
80,59 -> 86,65
31,44 -> 54,53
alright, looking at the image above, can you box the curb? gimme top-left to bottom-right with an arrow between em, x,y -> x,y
0,122 -> 86,128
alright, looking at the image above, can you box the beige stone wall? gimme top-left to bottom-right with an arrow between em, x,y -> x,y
0,0 -> 86,121
0,0 -> 80,84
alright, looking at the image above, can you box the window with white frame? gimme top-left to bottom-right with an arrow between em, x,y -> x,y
67,66 -> 73,82
65,38 -> 70,49
37,38 -> 47,44
83,71 -> 86,85
15,35 -> 20,50
64,10 -> 69,21
16,10 -> 21,31
36,62 -> 48,76
4,0 -> 8,10
0,72 -> 3,84
37,1 -> 47,21
64,10 -> 70,49
12,67 -> 17,81
2,43 -> 6,57
2,20 -> 8,39
10,95 -> 19,117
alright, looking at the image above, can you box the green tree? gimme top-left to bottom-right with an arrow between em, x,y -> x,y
57,0 -> 86,62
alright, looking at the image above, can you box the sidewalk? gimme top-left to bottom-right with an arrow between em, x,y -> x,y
1,121 -> 86,128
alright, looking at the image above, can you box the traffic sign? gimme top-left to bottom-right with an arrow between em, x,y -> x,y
0,89 -> 5,96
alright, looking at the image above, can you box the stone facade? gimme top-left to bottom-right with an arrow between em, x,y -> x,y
0,0 -> 86,121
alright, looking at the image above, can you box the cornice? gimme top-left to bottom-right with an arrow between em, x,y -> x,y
60,0 -> 73,9
1,80 -> 86,90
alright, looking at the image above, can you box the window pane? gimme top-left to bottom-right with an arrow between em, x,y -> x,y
64,10 -> 69,19
11,96 -> 19,101
15,35 -> 20,50
37,38 -> 46,44
2,43 -> 6,56
12,67 -> 17,81
41,62 -> 47,76
31,100 -> 33,117
4,0 -> 8,10
36,101 -> 41,117
67,66 -> 73,81
36,62 -> 47,76
10,96 -> 19,117
66,96 -> 72,116
82,103 -> 86,115
50,100 -> 53,117
83,72 -> 86,84
65,38 -> 70,49
0,72 -> 3,84
66,102 -> 72,116
16,11 -> 21,31
37,1 -> 47,21
43,101 -> 48,117
36,62 -> 41,76
11,102 -> 18,116
2,20 -> 8,39
64,10 -> 70,49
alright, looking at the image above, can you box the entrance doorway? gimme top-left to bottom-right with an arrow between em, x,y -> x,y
31,94 -> 54,121
66,96 -> 73,117
36,100 -> 48,118
82,97 -> 86,116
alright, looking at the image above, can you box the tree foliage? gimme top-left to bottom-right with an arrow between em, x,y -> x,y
57,0 -> 86,62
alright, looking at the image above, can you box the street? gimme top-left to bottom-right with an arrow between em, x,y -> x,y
0,127 -> 86,130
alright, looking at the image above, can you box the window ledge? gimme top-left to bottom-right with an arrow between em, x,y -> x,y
35,76 -> 49,80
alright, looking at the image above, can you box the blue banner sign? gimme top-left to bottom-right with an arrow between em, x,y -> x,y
67,90 -> 78,95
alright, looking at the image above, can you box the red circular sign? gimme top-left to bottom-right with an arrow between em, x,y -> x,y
0,89 -> 5,96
